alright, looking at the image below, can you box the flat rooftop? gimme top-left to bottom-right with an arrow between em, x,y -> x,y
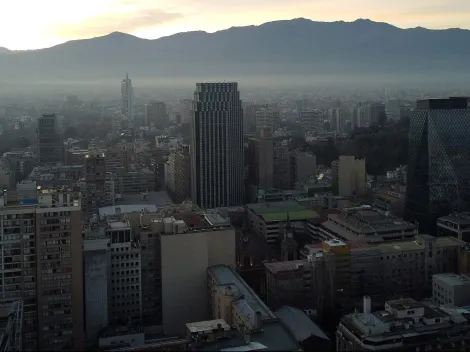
186,319 -> 230,334
438,213 -> 470,225
247,201 -> 318,222
209,265 -> 275,321
434,273 -> 470,286
265,259 -> 308,274
99,204 -> 158,218
115,191 -> 173,207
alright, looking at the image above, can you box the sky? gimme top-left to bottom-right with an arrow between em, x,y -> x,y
1,0 -> 470,50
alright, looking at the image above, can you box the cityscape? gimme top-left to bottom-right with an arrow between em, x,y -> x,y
1,5 -> 470,352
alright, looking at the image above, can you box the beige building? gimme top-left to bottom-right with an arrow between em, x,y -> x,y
0,188 -> 84,351
270,234 -> 465,320
160,220 -> 236,336
331,156 -> 366,197
165,144 -> 191,203
273,140 -> 291,190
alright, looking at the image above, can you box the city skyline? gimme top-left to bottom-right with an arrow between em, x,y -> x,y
1,0 -> 470,50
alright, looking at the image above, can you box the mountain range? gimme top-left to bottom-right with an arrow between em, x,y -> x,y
1,18 -> 470,84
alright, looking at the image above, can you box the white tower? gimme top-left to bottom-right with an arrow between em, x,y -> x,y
121,73 -> 134,120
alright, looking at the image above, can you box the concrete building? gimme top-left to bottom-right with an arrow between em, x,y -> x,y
273,139 -> 291,190
160,220 -> 236,335
329,108 -> 347,134
179,99 -> 192,124
0,301 -> 23,352
247,127 -> 274,189
291,152 -> 316,187
246,201 -> 318,244
300,110 -> 323,132
315,206 -> 418,243
27,164 -> 84,187
165,144 -> 191,203
84,227 -> 111,344
0,188 -> 84,350
255,108 -> 280,133
106,218 -> 142,323
146,101 -> 167,128
337,297 -> 470,351
437,213 -> 470,242
113,168 -> 155,196
331,156 -> 366,197
265,260 -> 312,310
190,82 -> 244,208
202,265 -> 300,351
83,151 -> 109,219
121,74 -> 134,120
432,273 -> 470,306
243,103 -> 269,133
37,114 -> 63,165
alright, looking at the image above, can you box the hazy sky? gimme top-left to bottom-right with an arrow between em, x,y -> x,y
2,0 -> 470,50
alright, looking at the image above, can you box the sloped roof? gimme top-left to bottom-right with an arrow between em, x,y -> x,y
275,306 -> 330,343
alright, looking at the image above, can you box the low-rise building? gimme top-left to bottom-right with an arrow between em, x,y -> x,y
316,206 -> 417,243
0,301 -> 23,352
432,273 -> 470,306
337,296 -> 470,351
246,201 -> 319,244
437,213 -> 470,242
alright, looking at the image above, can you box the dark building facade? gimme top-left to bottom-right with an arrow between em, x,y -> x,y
37,114 -> 63,165
405,98 -> 470,234
190,82 -> 244,208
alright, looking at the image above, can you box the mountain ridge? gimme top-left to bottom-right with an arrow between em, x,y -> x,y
1,18 -> 469,83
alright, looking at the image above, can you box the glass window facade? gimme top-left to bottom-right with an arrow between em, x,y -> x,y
405,99 -> 470,234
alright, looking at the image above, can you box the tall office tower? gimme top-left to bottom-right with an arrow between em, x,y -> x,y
243,102 -> 268,133
121,73 -> 134,120
300,110 -> 323,133
405,98 -> 470,234
165,144 -> 191,203
83,151 -> 107,219
146,101 -> 168,128
295,99 -> 308,119
273,140 -> 291,190
179,99 -> 193,124
190,82 -> 244,208
0,188 -> 84,351
255,108 -> 280,133
328,108 -> 347,134
331,156 -> 366,197
37,114 -> 63,165
247,127 -> 274,189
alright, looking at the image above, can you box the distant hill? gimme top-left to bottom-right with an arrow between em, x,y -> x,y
1,18 -> 470,84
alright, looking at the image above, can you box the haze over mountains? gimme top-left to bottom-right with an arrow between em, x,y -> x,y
1,18 -> 470,87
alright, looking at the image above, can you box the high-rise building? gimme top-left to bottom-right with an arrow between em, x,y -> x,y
165,144 -> 191,203
190,82 -> 244,208
0,187 -> 84,351
255,108 -> 280,133
179,99 -> 193,124
405,98 -> 470,234
146,101 -> 167,128
121,73 -> 134,120
247,127 -> 274,189
331,156 -> 366,197
83,151 -> 108,219
37,114 -> 63,165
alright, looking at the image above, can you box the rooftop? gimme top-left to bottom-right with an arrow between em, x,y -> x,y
275,306 -> 329,343
438,213 -> 470,225
186,319 -> 230,334
247,201 -> 318,222
115,191 -> 173,207
265,260 -> 308,274
209,265 -> 275,321
434,273 -> 470,287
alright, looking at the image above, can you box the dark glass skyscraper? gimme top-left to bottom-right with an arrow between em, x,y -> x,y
404,98 -> 470,234
190,82 -> 244,208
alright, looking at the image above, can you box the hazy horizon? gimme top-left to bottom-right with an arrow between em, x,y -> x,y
2,0 -> 470,50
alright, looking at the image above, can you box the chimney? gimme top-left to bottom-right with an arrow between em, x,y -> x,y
363,295 -> 371,314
